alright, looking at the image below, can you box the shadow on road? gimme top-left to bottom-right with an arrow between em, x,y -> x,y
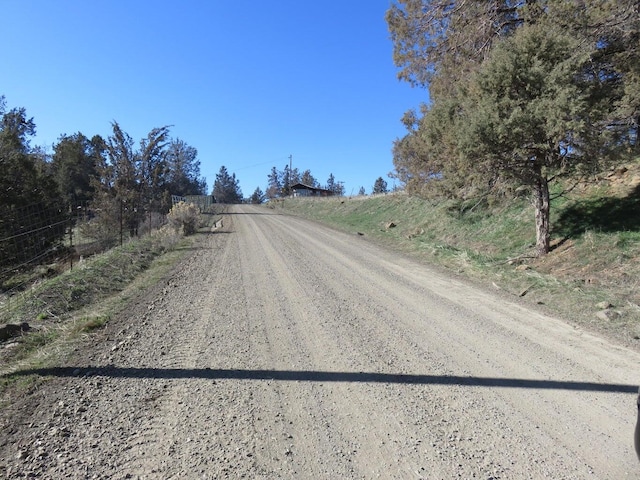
223,211 -> 281,215
4,367 -> 636,393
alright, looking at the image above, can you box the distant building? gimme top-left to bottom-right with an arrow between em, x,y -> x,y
291,183 -> 333,197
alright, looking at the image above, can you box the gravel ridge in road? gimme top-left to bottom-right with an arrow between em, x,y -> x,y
1,204 -> 639,479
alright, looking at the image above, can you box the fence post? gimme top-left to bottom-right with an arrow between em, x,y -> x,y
120,199 -> 124,247
69,220 -> 73,271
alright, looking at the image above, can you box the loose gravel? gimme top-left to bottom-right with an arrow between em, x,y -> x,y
1,204 -> 639,479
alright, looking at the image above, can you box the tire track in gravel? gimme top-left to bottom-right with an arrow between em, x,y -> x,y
235,204 -> 640,478
235,209 -> 362,478
260,210 -> 631,473
236,209 -> 444,477
117,219 -> 242,478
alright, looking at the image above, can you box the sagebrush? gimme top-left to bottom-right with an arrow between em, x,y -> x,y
167,202 -> 200,235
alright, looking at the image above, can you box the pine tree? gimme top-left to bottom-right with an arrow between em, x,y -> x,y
0,97 -> 66,270
138,126 -> 170,214
250,187 -> 265,204
300,169 -> 318,187
372,177 -> 388,194
281,164 -> 291,197
52,132 -> 99,206
266,166 -> 281,199
326,173 -> 345,195
165,138 -> 207,197
213,166 -> 242,204
106,122 -> 139,236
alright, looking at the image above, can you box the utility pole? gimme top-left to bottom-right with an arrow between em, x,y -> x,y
288,154 -> 292,196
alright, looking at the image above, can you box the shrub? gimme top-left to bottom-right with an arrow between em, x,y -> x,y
78,217 -> 119,250
167,201 -> 200,236
139,211 -> 167,236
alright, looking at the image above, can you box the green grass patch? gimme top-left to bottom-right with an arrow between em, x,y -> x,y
72,315 -> 110,334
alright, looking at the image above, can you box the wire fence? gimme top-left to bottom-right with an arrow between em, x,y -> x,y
0,195 -> 216,325
1,202 -> 67,280
0,201 -> 163,323
171,194 -> 215,211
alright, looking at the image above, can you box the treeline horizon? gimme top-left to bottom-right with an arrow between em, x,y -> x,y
1,94 -> 208,272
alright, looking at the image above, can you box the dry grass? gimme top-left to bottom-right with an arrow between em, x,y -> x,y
0,213 -> 220,382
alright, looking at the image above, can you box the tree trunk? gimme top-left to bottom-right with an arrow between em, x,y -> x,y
533,176 -> 551,256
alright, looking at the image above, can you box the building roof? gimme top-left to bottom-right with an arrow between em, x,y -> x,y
291,183 -> 331,193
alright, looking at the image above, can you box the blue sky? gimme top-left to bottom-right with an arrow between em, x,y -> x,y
2,0 -> 428,196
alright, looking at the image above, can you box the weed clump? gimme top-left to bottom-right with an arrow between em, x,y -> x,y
167,202 -> 200,236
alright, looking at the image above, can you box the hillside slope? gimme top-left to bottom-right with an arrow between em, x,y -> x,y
274,162 -> 640,349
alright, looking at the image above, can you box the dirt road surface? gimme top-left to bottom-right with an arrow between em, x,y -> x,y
1,204 -> 639,479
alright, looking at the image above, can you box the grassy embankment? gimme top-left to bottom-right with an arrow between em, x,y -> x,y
0,211 -> 219,391
273,163 -> 640,348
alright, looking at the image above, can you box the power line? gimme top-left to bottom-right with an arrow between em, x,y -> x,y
232,157 -> 290,172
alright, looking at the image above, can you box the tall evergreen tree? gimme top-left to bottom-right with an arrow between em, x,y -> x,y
213,165 -> 242,204
0,97 -> 66,270
0,100 -> 39,208
52,132 -> 98,206
106,122 -> 139,236
86,134 -> 121,248
281,164 -> 291,197
250,187 -> 265,204
326,173 -> 336,192
266,166 -> 281,199
165,138 -> 206,196
290,167 -> 301,186
372,177 -> 388,194
326,173 -> 344,195
138,125 -> 170,214
300,169 -> 318,187
387,0 -> 639,255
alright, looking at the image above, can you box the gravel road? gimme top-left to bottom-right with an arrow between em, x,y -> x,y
1,204 -> 639,479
